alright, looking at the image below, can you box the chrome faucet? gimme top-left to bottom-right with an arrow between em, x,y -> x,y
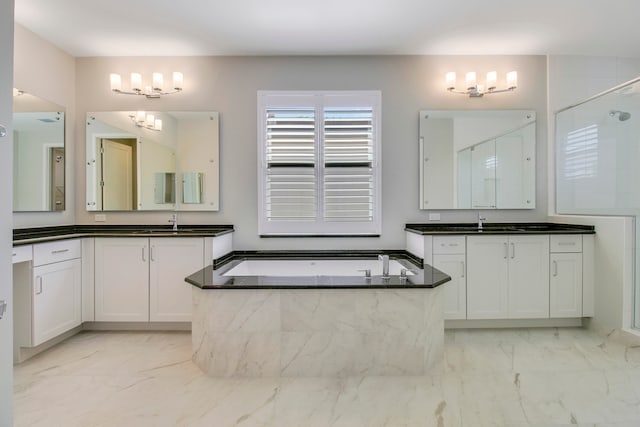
378,254 -> 390,278
477,212 -> 487,231
169,213 -> 178,231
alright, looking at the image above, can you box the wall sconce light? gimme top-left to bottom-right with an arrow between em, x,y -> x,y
110,72 -> 183,98
446,71 -> 517,97
129,111 -> 162,131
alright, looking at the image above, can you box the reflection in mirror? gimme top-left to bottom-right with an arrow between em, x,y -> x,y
419,110 -> 536,210
13,92 -> 65,212
86,111 -> 219,211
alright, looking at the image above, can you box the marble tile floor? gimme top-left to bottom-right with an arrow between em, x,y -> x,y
13,327 -> 640,427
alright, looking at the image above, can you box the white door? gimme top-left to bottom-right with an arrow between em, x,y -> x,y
95,238 -> 149,321
467,236 -> 509,319
149,237 -> 203,321
507,235 -> 550,319
433,253 -> 467,320
0,1 -> 14,423
32,259 -> 82,346
550,252 -> 583,318
102,138 -> 133,210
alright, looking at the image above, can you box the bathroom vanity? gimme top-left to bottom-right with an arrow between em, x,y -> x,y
405,222 -> 595,327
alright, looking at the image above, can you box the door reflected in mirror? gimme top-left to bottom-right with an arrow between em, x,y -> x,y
419,110 -> 536,210
86,111 -> 219,211
13,92 -> 65,212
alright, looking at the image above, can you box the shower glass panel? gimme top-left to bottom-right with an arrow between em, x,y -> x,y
555,77 -> 640,329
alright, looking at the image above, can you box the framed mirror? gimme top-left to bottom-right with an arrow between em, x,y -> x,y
419,110 -> 536,210
13,91 -> 65,212
86,111 -> 219,211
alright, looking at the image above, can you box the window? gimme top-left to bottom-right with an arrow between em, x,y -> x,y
563,124 -> 598,180
258,91 -> 381,236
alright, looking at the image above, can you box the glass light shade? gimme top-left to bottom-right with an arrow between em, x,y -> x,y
507,71 -> 518,89
173,72 -> 183,90
136,111 -> 146,123
110,73 -> 122,91
476,84 -> 485,94
486,71 -> 497,89
445,72 -> 456,90
154,119 -> 163,131
130,73 -> 142,91
152,72 -> 163,91
146,114 -> 155,128
466,72 -> 477,90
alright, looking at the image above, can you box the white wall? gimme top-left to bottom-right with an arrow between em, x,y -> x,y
548,55 -> 640,334
13,24 -> 76,228
74,55 -> 548,250
0,1 -> 14,424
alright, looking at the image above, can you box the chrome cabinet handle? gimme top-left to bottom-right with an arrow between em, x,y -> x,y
142,247 -> 146,262
460,261 -> 465,278
35,276 -> 43,295
150,246 -> 155,262
503,243 -> 508,259
52,249 -> 69,254
510,243 -> 515,259
553,260 -> 558,277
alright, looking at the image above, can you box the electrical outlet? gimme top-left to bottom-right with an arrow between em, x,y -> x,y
428,213 -> 441,221
95,214 -> 106,222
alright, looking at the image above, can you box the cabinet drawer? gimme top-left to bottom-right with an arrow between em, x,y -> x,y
550,235 -> 582,253
12,245 -> 33,264
33,239 -> 81,266
433,236 -> 466,254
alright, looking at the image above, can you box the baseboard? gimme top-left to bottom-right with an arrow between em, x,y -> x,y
445,318 -> 583,329
14,325 -> 83,364
82,321 -> 191,331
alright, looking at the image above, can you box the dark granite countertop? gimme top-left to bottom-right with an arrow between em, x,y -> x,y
13,224 -> 234,245
405,222 -> 595,235
185,250 -> 451,290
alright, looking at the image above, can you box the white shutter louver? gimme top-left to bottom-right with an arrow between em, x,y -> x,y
265,108 -> 317,221
323,108 -> 374,222
258,91 -> 381,235
564,124 -> 598,180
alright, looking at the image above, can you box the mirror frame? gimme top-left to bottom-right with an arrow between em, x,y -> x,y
419,109 -> 536,210
86,111 -> 219,212
13,91 -> 66,212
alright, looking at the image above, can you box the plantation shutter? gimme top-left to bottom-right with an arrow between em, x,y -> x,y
323,108 -> 374,222
265,107 -> 317,221
258,91 -> 381,235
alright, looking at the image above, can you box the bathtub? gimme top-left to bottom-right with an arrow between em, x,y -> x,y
222,259 -> 415,277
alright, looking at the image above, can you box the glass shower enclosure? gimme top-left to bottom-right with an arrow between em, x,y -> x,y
555,77 -> 640,329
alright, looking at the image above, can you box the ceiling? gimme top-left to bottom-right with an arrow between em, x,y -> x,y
13,0 -> 640,58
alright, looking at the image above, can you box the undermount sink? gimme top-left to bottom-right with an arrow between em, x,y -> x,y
131,229 -> 198,234
442,225 -> 527,232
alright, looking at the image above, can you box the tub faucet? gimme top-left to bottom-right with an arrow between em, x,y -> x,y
169,213 -> 178,231
477,212 -> 487,231
378,254 -> 389,278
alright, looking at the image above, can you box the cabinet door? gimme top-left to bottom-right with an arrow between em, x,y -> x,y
149,237 -> 204,321
433,253 -> 466,320
467,236 -> 509,319
32,259 -> 82,346
95,238 -> 149,322
507,235 -> 549,319
550,253 -> 583,318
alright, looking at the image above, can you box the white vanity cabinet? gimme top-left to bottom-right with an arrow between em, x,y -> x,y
95,237 -> 205,322
149,237 -> 204,321
432,236 -> 467,319
31,240 -> 82,346
466,235 -> 549,319
550,235 -> 583,318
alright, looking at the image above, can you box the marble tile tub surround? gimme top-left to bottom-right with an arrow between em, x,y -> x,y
12,224 -> 234,244
14,328 -> 640,426
192,286 -> 444,378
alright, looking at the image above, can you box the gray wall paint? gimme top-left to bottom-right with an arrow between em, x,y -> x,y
74,55 -> 547,250
1,1 -> 14,423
